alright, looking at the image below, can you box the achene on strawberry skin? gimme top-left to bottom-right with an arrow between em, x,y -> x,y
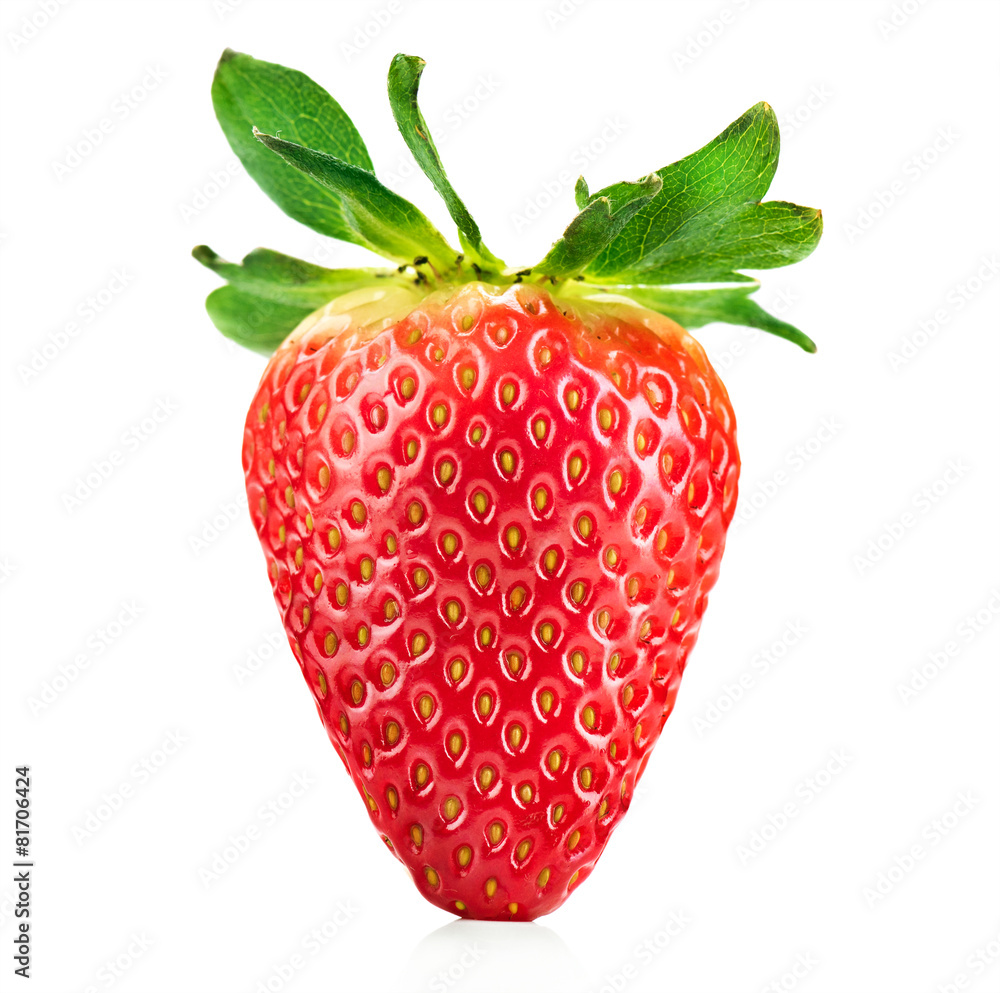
198,50 -> 820,920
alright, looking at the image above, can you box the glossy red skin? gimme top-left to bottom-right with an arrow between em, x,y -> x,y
243,282 -> 739,920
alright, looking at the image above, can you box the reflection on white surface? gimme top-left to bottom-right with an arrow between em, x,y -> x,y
398,919 -> 593,993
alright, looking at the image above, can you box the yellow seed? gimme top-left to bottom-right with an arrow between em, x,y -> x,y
284,486 -> 295,509
387,786 -> 398,809
314,669 -> 325,694
266,458 -> 275,478
294,546 -> 303,567
479,766 -> 495,790
605,547 -> 619,567
460,313 -> 474,331
342,430 -> 355,453
350,679 -> 363,705
377,467 -> 392,492
415,764 -> 429,786
671,609 -> 681,627
609,653 -> 621,672
519,783 -> 534,803
472,491 -> 488,516
360,557 -> 374,582
411,824 -> 423,847
447,732 -> 463,757
407,501 -> 423,526
335,583 -> 348,607
662,451 -> 673,475
570,650 -> 585,674
577,515 -> 593,539
411,633 -> 428,656
496,327 -> 509,344
499,449 -> 515,474
682,409 -> 690,427
305,512 -> 314,533
501,382 -> 516,406
537,868 -> 551,887
380,663 -> 395,686
432,404 -> 448,427
634,723 -> 643,744
610,742 -> 617,758
470,425 -> 483,444
445,600 -> 461,624
365,790 -> 376,810
418,694 -> 434,719
505,526 -> 521,550
438,460 -> 455,485
636,432 -> 646,453
386,532 -> 397,554
543,549 -> 559,573
449,659 -> 466,683
324,632 -> 338,656
479,626 -> 492,646
569,871 -> 580,888
258,402 -> 269,425
539,690 -> 554,713
597,610 -> 609,630
582,706 -> 596,729
516,840 -> 532,861
357,625 -> 369,646
413,567 -> 429,589
623,684 -> 634,706
485,878 -> 498,898
475,564 -> 491,590
425,867 -> 439,886
401,376 -> 415,399
351,501 -> 366,525
457,845 -> 472,867
568,456 -> 583,479
313,572 -> 323,593
533,418 -> 547,440
361,742 -> 372,766
639,619 -> 651,640
609,469 -> 623,494
317,465 -> 330,490
488,823 -> 504,845
460,367 -> 476,390
598,408 -> 612,430
553,804 -> 564,823
570,582 -> 585,604
635,505 -> 647,526
455,900 -> 466,911
508,724 -> 524,749
548,750 -> 562,772
442,532 -> 458,556
539,346 -> 552,366
506,650 -> 523,674
566,389 -> 580,411
433,348 -> 443,362
539,622 -> 554,644
580,767 -> 593,788
259,495 -> 268,516
406,439 -> 418,461
509,586 -> 526,610
533,487 -> 548,512
568,829 -> 581,850
316,403 -> 327,423
442,796 -> 461,821
478,693 -> 493,717
328,527 -> 341,551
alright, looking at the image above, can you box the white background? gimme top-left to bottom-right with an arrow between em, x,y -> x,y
1,1 -> 998,991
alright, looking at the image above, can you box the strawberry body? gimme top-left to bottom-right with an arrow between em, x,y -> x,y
242,282 -> 739,920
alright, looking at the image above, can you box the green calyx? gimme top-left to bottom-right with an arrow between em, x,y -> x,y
195,49 -> 822,355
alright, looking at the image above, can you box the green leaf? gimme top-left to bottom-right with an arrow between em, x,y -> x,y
588,282 -> 817,352
585,103 -> 822,283
204,285 -> 315,356
535,174 -> 662,279
387,54 -> 503,271
211,49 -> 374,243
192,245 -> 392,308
253,130 -> 458,270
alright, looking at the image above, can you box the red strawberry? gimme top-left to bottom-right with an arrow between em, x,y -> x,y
197,50 -> 821,920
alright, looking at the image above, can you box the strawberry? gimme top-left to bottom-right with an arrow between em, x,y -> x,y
196,50 -> 821,920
